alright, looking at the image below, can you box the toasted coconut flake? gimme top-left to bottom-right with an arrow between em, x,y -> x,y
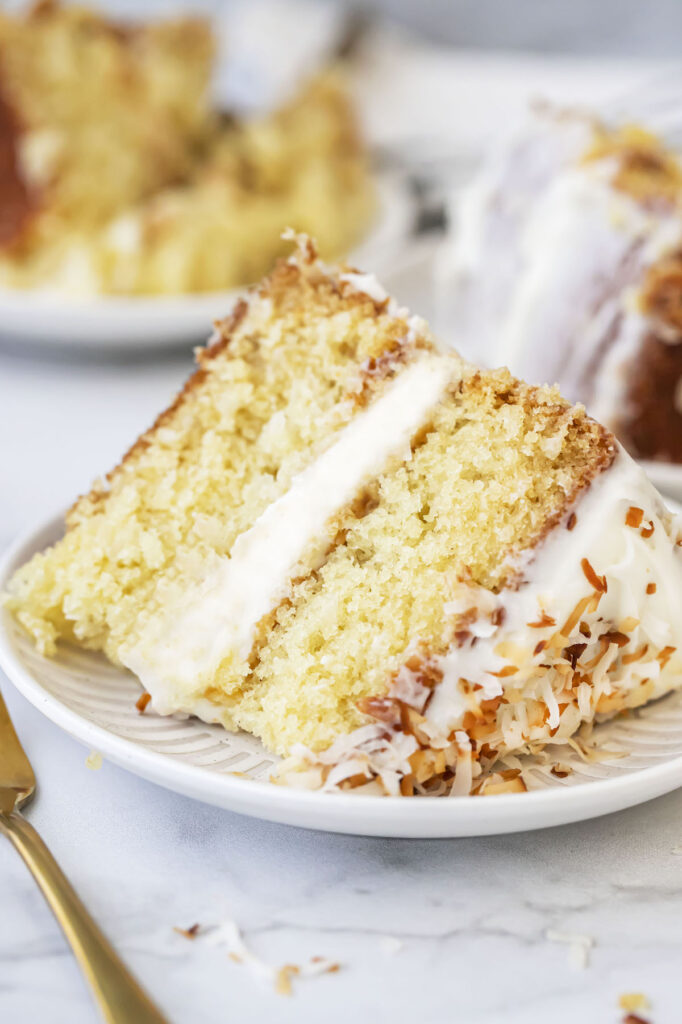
358,696 -> 400,726
174,923 -> 201,940
596,690 -> 626,713
560,595 -> 593,637
619,617 -> 640,632
136,691 -> 151,714
658,645 -> 676,668
528,610 -> 557,628
626,506 -> 644,528
566,735 -> 626,763
600,630 -> 630,648
480,776 -> 526,795
583,636 -> 611,670
399,774 -> 415,796
622,643 -> 649,665
581,557 -> 607,593
563,642 -> 587,669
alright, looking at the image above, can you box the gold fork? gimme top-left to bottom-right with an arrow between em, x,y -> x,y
0,687 -> 169,1023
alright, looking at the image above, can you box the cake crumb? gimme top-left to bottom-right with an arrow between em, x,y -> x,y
85,750 -> 103,771
619,993 -> 650,1012
136,691 -> 151,713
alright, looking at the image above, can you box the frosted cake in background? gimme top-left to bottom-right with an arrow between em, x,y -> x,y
443,104 -> 682,464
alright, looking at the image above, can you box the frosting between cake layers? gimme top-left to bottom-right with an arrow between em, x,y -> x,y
122,353 -> 459,717
280,445 -> 682,795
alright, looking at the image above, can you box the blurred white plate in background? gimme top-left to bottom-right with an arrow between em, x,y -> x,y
0,173 -> 414,352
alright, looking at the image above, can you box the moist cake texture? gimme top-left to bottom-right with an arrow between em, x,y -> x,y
444,105 -> 682,464
6,237 -> 682,795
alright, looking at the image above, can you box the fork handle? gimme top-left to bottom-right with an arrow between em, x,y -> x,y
0,810 -> 169,1024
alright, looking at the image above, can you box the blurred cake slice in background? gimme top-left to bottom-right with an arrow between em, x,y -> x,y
6,237 -> 682,796
95,73 -> 374,295
0,1 -> 214,273
0,1 -> 373,296
443,104 -> 682,464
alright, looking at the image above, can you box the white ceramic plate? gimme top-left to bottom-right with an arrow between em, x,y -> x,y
0,174 -> 414,352
3,511 -> 682,838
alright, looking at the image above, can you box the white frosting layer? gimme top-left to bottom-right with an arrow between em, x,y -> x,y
283,445 -> 682,795
123,354 -> 458,715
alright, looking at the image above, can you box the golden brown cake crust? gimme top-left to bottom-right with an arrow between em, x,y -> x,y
65,296 -> 250,524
